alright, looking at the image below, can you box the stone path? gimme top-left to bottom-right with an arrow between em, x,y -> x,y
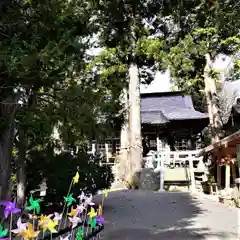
95,190 -> 239,240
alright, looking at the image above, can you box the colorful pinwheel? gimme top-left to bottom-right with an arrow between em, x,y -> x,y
77,192 -> 86,202
11,217 -> 27,235
0,200 -> 21,218
84,195 -> 95,207
76,227 -> 83,240
0,225 -> 8,239
87,207 -> 97,219
26,195 -> 43,214
64,193 -> 76,207
88,218 -> 97,230
53,212 -> 62,221
39,215 -> 52,228
42,219 -> 58,233
98,204 -> 102,216
73,172 -> 80,185
68,207 -> 77,217
96,216 -> 104,225
76,204 -> 85,215
18,223 -> 40,240
68,216 -> 81,229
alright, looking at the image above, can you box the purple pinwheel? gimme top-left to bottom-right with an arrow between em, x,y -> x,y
96,216 -> 104,225
0,200 -> 21,218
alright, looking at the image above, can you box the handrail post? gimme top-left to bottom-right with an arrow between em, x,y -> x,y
189,157 -> 196,192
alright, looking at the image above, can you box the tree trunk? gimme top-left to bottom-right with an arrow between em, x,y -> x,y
0,127 -> 14,201
115,89 -> 129,182
16,127 -> 26,207
127,62 -> 142,183
203,54 -> 222,143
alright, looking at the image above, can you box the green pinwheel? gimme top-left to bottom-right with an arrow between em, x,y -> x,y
76,227 -> 83,240
0,224 -> 8,238
64,193 -> 76,207
26,195 -> 43,214
88,217 -> 97,230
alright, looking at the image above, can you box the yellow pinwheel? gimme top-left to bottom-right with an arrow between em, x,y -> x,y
73,172 -> 79,185
39,215 -> 51,228
98,204 -> 102,216
43,219 -> 58,233
18,223 -> 40,240
68,206 -> 77,217
103,190 -> 108,198
87,207 -> 97,219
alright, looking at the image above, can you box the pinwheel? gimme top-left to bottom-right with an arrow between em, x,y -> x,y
0,225 -> 8,239
103,190 -> 109,198
53,212 -> 62,221
42,219 -> 58,233
17,223 -> 40,240
0,200 -> 21,218
68,216 -> 81,229
77,192 -> 86,202
64,193 -> 76,207
84,195 -> 95,207
60,234 -> 71,240
76,204 -> 85,215
67,207 -> 77,217
96,216 -> 104,225
11,217 -> 27,235
87,207 -> 96,219
76,227 -> 83,240
98,204 -> 102,216
26,195 -> 43,214
88,218 -> 97,230
73,172 -> 80,185
39,215 -> 52,228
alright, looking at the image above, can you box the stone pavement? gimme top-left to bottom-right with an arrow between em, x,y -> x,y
94,190 -> 239,240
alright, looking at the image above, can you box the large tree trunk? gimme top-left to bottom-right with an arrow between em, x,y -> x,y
204,54 -> 222,143
16,127 -> 26,207
127,62 -> 142,184
0,95 -> 18,201
0,128 -> 14,201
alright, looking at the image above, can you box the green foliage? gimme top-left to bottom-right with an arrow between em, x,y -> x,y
26,150 -> 114,204
152,0 -> 240,111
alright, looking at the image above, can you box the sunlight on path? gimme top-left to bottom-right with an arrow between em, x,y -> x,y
95,190 -> 238,240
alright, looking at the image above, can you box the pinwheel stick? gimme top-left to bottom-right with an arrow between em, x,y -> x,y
9,213 -> 12,240
58,179 -> 73,230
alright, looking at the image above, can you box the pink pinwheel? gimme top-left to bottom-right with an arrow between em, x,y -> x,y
76,204 -> 85,215
0,200 -> 21,218
84,195 -> 95,207
53,212 -> 62,221
77,192 -> 86,202
11,217 -> 27,235
68,216 -> 81,229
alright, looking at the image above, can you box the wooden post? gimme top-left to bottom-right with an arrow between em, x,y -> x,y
217,152 -> 222,189
105,143 -> 109,162
237,145 -> 240,176
156,127 -> 164,192
189,156 -> 196,192
225,156 -> 231,189
231,162 -> 237,184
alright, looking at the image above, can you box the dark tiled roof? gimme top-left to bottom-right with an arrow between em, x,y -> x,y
141,111 -> 169,124
140,92 -> 208,124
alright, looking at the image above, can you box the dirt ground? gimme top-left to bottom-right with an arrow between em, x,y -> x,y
94,190 -> 239,240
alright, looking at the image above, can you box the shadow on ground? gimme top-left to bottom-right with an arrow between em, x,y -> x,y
94,190 -> 238,240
